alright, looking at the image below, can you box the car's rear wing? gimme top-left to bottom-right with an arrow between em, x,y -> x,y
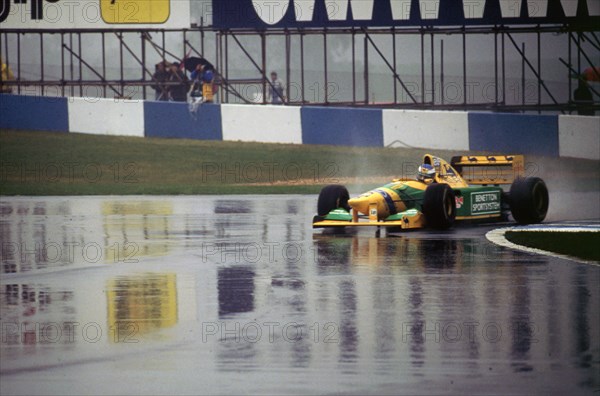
450,155 -> 525,185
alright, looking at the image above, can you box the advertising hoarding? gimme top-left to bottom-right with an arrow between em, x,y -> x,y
0,0 -> 191,29
212,0 -> 600,29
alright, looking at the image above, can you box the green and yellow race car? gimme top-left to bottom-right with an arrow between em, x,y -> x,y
312,154 -> 549,230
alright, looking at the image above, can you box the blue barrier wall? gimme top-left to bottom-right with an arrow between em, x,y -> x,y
0,94 -> 69,132
144,102 -> 222,140
468,113 -> 559,157
3,94 -> 597,159
301,107 -> 384,147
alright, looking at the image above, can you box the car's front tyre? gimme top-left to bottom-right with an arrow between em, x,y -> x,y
422,183 -> 456,229
317,184 -> 351,216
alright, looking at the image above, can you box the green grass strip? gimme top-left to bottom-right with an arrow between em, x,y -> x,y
505,231 -> 600,262
1,129 -> 465,196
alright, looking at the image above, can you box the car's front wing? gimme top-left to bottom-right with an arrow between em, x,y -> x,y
312,208 -> 427,229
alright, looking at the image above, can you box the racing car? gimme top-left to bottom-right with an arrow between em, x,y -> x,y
312,154 -> 549,230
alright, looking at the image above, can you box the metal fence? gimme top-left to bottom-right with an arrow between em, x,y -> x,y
1,23 -> 599,114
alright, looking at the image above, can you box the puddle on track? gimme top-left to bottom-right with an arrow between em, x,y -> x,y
1,195 -> 598,395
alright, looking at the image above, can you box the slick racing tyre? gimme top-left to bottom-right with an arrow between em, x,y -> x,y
423,183 -> 456,229
509,177 -> 549,224
317,185 -> 351,216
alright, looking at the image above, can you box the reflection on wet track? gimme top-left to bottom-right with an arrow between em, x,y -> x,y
0,196 -> 598,395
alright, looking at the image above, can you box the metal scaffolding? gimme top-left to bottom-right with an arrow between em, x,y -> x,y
1,23 -> 599,114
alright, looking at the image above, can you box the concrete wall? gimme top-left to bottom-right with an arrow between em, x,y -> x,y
68,97 -> 145,137
2,94 -> 598,160
558,115 -> 600,160
221,104 -> 302,144
383,109 -> 470,150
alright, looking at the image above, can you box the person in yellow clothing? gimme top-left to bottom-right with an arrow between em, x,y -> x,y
190,63 -> 215,104
200,64 -> 214,103
1,58 -> 15,94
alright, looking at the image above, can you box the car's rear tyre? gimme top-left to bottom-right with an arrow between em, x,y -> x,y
423,183 -> 456,229
317,185 -> 350,216
509,177 -> 549,224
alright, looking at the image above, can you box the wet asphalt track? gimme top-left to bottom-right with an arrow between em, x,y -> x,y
0,195 -> 599,395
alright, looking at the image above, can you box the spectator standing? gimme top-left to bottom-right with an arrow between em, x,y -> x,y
201,65 -> 215,103
190,64 -> 215,104
1,57 -> 15,94
190,64 -> 203,98
167,62 -> 189,102
573,77 -> 594,116
151,61 -> 169,101
188,64 -> 204,113
268,71 -> 285,104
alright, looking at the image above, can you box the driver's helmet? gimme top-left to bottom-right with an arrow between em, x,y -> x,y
417,163 -> 436,182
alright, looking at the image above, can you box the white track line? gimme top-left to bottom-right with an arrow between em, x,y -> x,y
486,225 -> 600,267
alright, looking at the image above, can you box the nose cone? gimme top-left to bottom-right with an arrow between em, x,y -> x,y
348,191 -> 389,218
